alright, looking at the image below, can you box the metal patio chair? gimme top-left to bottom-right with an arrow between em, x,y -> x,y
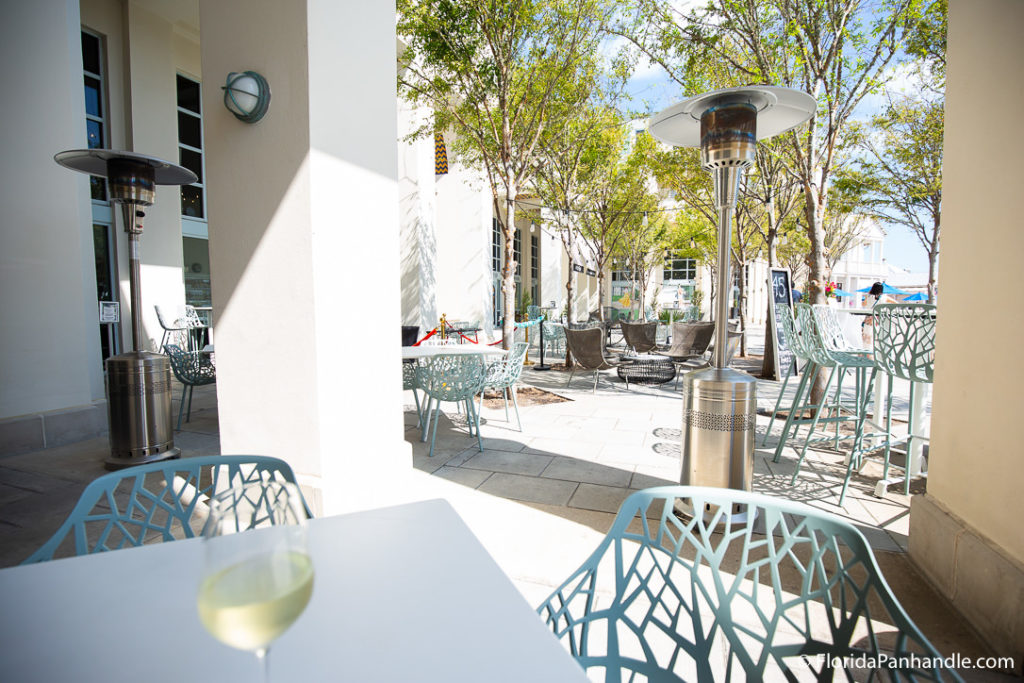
659,321 -> 715,388
564,326 -> 618,393
415,353 -> 486,457
22,455 -> 311,564
842,304 -> 937,504
164,343 -> 217,430
478,341 -> 529,431
775,304 -> 876,489
620,321 -> 658,354
402,359 -> 424,428
155,304 -> 190,351
538,486 -> 962,682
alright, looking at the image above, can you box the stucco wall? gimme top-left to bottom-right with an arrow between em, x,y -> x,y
0,0 -> 98,418
924,0 -> 1024,566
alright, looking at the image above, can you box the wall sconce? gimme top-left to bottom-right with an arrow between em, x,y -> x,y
222,71 -> 271,123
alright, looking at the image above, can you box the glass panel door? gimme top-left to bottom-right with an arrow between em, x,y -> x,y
93,223 -> 119,360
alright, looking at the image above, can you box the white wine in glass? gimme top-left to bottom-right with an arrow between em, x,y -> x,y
197,480 -> 313,681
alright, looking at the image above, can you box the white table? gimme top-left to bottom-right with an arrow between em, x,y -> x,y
402,345 -> 506,360
0,499 -> 587,682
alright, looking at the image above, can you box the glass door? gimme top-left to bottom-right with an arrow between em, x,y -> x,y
93,222 -> 119,360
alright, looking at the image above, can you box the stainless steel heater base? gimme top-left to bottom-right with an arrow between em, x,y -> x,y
680,365 -> 756,473
104,351 -> 181,470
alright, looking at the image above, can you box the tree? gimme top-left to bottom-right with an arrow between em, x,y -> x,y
397,0 -> 609,347
532,102 -> 631,324
854,96 -> 943,302
614,0 -> 926,306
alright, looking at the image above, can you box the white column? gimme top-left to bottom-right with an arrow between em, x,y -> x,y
0,0 -> 101,418
200,0 -> 408,514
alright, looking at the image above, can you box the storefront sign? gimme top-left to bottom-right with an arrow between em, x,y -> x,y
571,263 -> 584,273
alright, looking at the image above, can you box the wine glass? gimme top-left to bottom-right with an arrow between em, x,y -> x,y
197,480 -> 313,682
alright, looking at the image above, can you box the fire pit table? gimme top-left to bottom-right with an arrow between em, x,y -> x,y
617,354 -> 676,388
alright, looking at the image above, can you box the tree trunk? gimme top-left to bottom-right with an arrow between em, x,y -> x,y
501,183 -> 517,351
927,248 -> 938,304
737,258 -> 747,357
804,183 -> 829,405
597,271 -> 605,322
761,235 -> 778,378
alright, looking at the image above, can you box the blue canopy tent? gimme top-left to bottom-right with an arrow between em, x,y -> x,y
857,282 -> 911,296
902,292 -> 928,301
832,288 -> 857,297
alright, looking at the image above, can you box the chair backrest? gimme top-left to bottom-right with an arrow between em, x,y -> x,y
538,486 -> 961,682
164,344 -> 217,386
620,321 -> 657,353
567,321 -> 600,331
545,323 -> 565,341
564,327 -> 609,370
776,303 -> 812,363
485,341 -> 529,388
401,359 -> 420,390
811,304 -> 856,352
154,305 -> 186,331
668,321 -> 715,357
415,353 -> 486,402
872,304 -> 937,383
795,303 -> 836,367
22,456 -> 311,564
526,305 -> 541,320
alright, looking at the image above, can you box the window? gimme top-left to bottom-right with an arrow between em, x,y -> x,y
611,258 -> 633,282
176,75 -> 205,220
530,234 -> 539,306
513,228 -> 521,277
664,254 -> 696,282
81,30 -> 107,201
491,219 -> 502,273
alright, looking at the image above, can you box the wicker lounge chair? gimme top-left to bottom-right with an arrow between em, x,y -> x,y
564,327 -> 618,393
659,322 -> 715,387
620,321 -> 657,354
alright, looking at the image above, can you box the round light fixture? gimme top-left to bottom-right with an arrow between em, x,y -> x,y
222,71 -> 271,123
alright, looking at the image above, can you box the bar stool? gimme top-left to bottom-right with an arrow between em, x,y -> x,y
812,304 -> 872,450
777,304 -> 875,486
840,304 -> 936,505
762,303 -> 816,449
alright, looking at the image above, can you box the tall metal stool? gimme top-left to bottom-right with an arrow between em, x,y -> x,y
841,304 -> 936,504
776,304 -> 875,486
762,303 -> 815,447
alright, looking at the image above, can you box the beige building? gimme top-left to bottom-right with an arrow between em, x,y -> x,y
0,0 -> 1020,663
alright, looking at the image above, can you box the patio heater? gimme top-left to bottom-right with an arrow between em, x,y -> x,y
648,87 -> 814,504
55,149 -> 197,469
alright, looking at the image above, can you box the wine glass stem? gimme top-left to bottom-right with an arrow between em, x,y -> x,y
256,647 -> 269,683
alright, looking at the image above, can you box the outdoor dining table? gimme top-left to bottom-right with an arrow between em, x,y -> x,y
402,344 -> 507,360
0,498 -> 588,682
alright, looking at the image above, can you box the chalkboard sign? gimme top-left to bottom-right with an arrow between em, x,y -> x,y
766,267 -> 795,382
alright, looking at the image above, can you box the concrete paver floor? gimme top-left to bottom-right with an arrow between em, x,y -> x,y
0,362 -> 1017,680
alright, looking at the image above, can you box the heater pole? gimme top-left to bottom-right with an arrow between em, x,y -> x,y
123,204 -> 144,352
711,165 -> 743,368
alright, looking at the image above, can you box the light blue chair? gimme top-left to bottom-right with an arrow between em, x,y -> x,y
842,304 -> 937,504
478,341 -> 528,431
164,343 -> 217,430
538,486 -> 962,682
416,354 -> 486,457
401,359 -> 424,427
22,456 -> 311,564
771,305 -> 875,486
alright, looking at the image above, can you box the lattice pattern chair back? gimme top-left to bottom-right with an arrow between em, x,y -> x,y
526,304 -> 541,320
545,322 -> 566,354
620,321 -> 657,354
538,486 -> 962,682
165,344 -> 216,386
401,359 -> 418,390
484,342 -> 528,388
415,354 -> 486,404
22,456 -> 310,564
155,304 -> 190,350
812,304 -> 857,352
776,303 -> 811,362
872,304 -> 936,384
795,303 -> 837,367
